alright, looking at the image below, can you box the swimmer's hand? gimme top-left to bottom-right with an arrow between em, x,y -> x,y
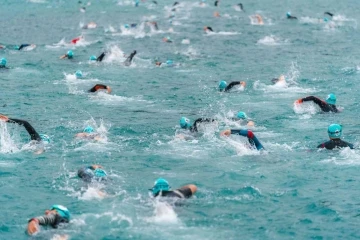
295,99 -> 303,104
220,129 -> 231,137
91,164 -> 103,169
27,219 -> 40,235
0,114 -> 9,122
247,121 -> 255,127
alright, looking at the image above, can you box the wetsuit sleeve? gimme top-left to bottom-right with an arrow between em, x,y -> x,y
31,214 -> 66,228
224,81 -> 241,92
317,142 -> 326,148
191,118 -> 215,132
7,118 -> 41,141
177,187 -> 193,198
124,51 -> 137,66
230,129 -> 264,150
301,96 -> 330,112
88,84 -> 107,92
343,141 -> 354,149
97,52 -> 105,62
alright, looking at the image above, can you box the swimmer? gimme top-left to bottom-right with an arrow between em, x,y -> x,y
286,12 -> 297,20
71,36 -> 83,44
15,44 -> 36,50
253,14 -> 264,25
82,21 -> 97,29
220,129 -> 264,150
78,165 -> 107,182
59,50 -> 74,59
295,93 -> 339,113
0,58 -> 9,69
75,126 -> 102,141
214,0 -> 219,6
218,80 -> 246,92
173,1 -> 179,6
88,84 -> 111,93
232,111 -> 255,127
155,59 -> 173,67
271,74 -> 286,84
204,26 -> 214,33
324,12 -> 334,17
163,36 -> 173,43
27,205 -> 70,235
149,178 -> 197,199
179,117 -> 216,133
96,52 -> 106,62
318,124 -> 354,150
124,50 -> 137,66
75,70 -> 83,78
236,3 -> 244,11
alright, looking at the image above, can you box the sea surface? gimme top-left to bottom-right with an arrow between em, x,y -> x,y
1,0 -> 360,239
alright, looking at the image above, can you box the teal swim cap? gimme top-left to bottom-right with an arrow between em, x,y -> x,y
39,134 -> 50,144
286,12 -> 291,17
326,93 -> 336,105
51,205 -> 70,221
237,111 -> 248,120
0,58 -> 7,66
75,70 -> 83,78
324,17 -> 329,22
83,126 -> 94,133
151,178 -> 170,195
89,55 -> 97,61
328,124 -> 342,139
124,24 -> 130,29
14,45 -> 20,50
219,80 -> 227,90
180,117 -> 191,129
94,168 -> 107,177
166,60 -> 173,65
67,50 -> 74,59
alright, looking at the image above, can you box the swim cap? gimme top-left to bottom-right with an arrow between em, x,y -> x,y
124,24 -> 130,29
75,70 -> 83,78
14,45 -> 20,50
219,80 -> 227,90
89,55 -> 97,61
83,126 -> 94,133
166,60 -> 173,65
286,12 -> 291,17
94,168 -> 107,177
39,134 -> 50,144
151,178 -> 170,195
324,17 -> 328,22
326,93 -> 336,105
67,50 -> 74,59
237,111 -> 248,120
179,117 -> 191,129
328,124 -> 342,139
0,58 -> 7,66
51,205 -> 70,221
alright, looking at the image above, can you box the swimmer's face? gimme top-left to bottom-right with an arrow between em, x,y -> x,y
45,209 -> 57,215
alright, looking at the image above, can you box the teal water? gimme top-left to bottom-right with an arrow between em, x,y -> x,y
1,0 -> 360,239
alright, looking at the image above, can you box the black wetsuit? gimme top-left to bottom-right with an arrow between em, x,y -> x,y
223,81 -> 242,92
230,129 -> 264,150
173,1 -> 179,6
287,16 -> 298,20
29,213 -> 68,229
324,12 -> 334,17
190,118 -> 216,132
124,50 -> 137,66
8,118 -> 41,141
152,1 -> 158,4
301,96 -> 338,113
97,52 -> 106,62
237,3 -> 244,11
214,0 -> 219,6
205,26 -> 214,32
317,139 -> 354,150
89,84 -> 108,92
154,187 -> 193,198
18,44 -> 31,50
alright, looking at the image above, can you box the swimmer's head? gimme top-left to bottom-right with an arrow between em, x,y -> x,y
0,58 -> 7,67
286,12 -> 291,17
236,111 -> 248,120
163,36 -> 172,42
219,80 -> 227,91
324,17 -> 328,22
50,205 -> 70,221
83,126 -> 94,133
180,117 -> 191,129
94,168 -> 107,178
326,93 -> 336,105
124,24 -> 130,29
75,70 -> 83,78
67,50 -> 74,59
89,55 -> 97,61
166,59 -> 173,65
39,134 -> 50,144
328,124 -> 342,139
14,45 -> 20,50
151,178 -> 170,195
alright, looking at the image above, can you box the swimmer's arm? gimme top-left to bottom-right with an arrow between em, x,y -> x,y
59,54 -> 67,59
301,96 -> 323,105
230,129 -> 264,150
345,141 -> 354,149
192,118 -> 216,132
317,142 -> 325,148
7,118 -> 41,141
88,84 -> 108,92
224,81 -> 241,91
29,214 -> 57,229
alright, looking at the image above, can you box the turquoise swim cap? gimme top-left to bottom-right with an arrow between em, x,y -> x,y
89,55 -> 97,61
51,205 -> 70,221
0,58 -> 7,66
14,45 -> 20,50
39,134 -> 50,144
328,124 -> 342,139
237,111 -> 248,120
166,60 -> 173,65
124,24 -> 130,29
324,17 -> 329,22
94,168 -> 107,177
326,93 -> 336,105
286,12 -> 291,17
151,178 -> 170,195
83,126 -> 94,133
180,117 -> 191,129
67,50 -> 74,59
75,70 -> 83,78
219,80 -> 227,90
